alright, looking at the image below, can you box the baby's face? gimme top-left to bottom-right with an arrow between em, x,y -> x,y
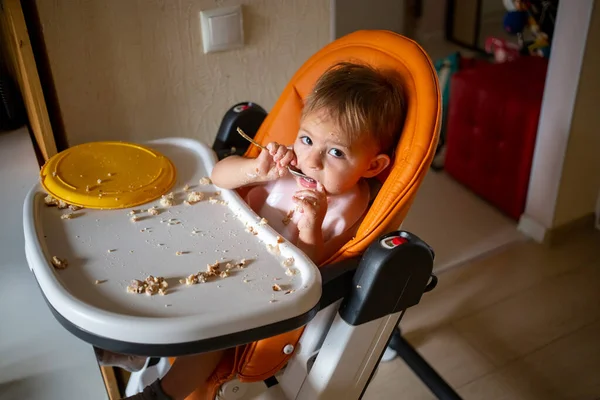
292,111 -> 378,195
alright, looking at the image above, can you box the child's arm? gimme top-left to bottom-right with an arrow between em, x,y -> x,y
211,142 -> 296,190
210,155 -> 264,189
296,225 -> 325,264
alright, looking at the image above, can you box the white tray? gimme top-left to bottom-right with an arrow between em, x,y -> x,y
23,138 -> 321,351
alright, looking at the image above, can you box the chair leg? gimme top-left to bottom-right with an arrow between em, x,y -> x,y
389,327 -> 462,400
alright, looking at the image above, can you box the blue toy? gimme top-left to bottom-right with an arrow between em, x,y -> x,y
503,10 -> 529,34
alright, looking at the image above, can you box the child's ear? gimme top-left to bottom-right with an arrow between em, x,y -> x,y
362,154 -> 391,178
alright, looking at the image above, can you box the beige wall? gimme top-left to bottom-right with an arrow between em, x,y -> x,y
334,0 -> 406,39
519,0 -> 597,242
36,0 -> 330,147
553,1 -> 600,226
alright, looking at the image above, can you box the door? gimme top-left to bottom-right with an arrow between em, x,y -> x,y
0,0 -> 56,161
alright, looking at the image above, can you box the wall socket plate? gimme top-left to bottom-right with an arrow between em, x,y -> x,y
200,5 -> 244,54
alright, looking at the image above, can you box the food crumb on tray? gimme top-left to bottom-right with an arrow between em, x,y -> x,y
148,206 -> 160,216
266,244 -> 280,255
272,284 -> 282,292
187,191 -> 204,203
160,193 -> 175,207
198,177 -> 212,185
180,259 -> 248,287
44,194 -> 57,206
43,194 -> 69,210
127,275 -> 168,296
94,279 -> 107,285
282,257 -> 294,267
208,197 -> 227,205
51,256 -> 68,269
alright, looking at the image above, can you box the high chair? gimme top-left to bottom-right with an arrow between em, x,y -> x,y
125,30 -> 462,400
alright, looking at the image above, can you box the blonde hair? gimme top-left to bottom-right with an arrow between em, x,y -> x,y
302,62 -> 405,154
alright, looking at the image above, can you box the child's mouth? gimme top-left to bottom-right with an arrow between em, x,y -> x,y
290,167 -> 318,188
298,176 -> 317,189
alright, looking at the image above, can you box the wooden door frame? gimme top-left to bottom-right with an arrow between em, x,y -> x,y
0,0 -> 62,163
445,0 -> 486,52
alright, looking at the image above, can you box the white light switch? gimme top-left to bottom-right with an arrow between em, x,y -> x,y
200,5 -> 244,54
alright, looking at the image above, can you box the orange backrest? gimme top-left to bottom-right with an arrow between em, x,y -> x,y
187,30 -> 440,400
244,30 -> 441,265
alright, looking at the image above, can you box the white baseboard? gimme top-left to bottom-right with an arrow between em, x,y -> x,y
517,214 -> 548,243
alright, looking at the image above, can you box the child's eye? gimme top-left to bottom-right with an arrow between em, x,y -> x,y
300,136 -> 313,145
328,148 -> 345,158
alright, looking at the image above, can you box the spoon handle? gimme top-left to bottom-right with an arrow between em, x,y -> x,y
236,127 -> 267,151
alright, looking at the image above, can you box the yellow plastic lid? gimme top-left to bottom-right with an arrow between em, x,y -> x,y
40,141 -> 176,209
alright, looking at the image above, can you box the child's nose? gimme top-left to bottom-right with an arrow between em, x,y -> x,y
305,149 -> 323,170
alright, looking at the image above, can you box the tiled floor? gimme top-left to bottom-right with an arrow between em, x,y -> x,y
402,170 -> 526,272
365,228 -> 600,400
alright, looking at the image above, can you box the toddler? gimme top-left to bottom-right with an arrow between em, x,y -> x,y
124,61 -> 405,399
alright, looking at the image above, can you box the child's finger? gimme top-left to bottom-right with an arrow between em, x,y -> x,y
292,200 -> 310,215
267,142 -> 281,156
273,145 -> 287,162
294,189 -> 325,202
293,194 -> 318,207
279,150 -> 295,167
293,190 -> 317,199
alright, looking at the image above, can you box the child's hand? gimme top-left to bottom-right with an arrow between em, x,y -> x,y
293,182 -> 328,232
255,142 -> 296,181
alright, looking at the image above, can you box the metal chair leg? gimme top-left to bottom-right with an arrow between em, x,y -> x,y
389,327 -> 462,400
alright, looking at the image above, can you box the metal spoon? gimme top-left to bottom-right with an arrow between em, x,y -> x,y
236,127 -> 315,182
